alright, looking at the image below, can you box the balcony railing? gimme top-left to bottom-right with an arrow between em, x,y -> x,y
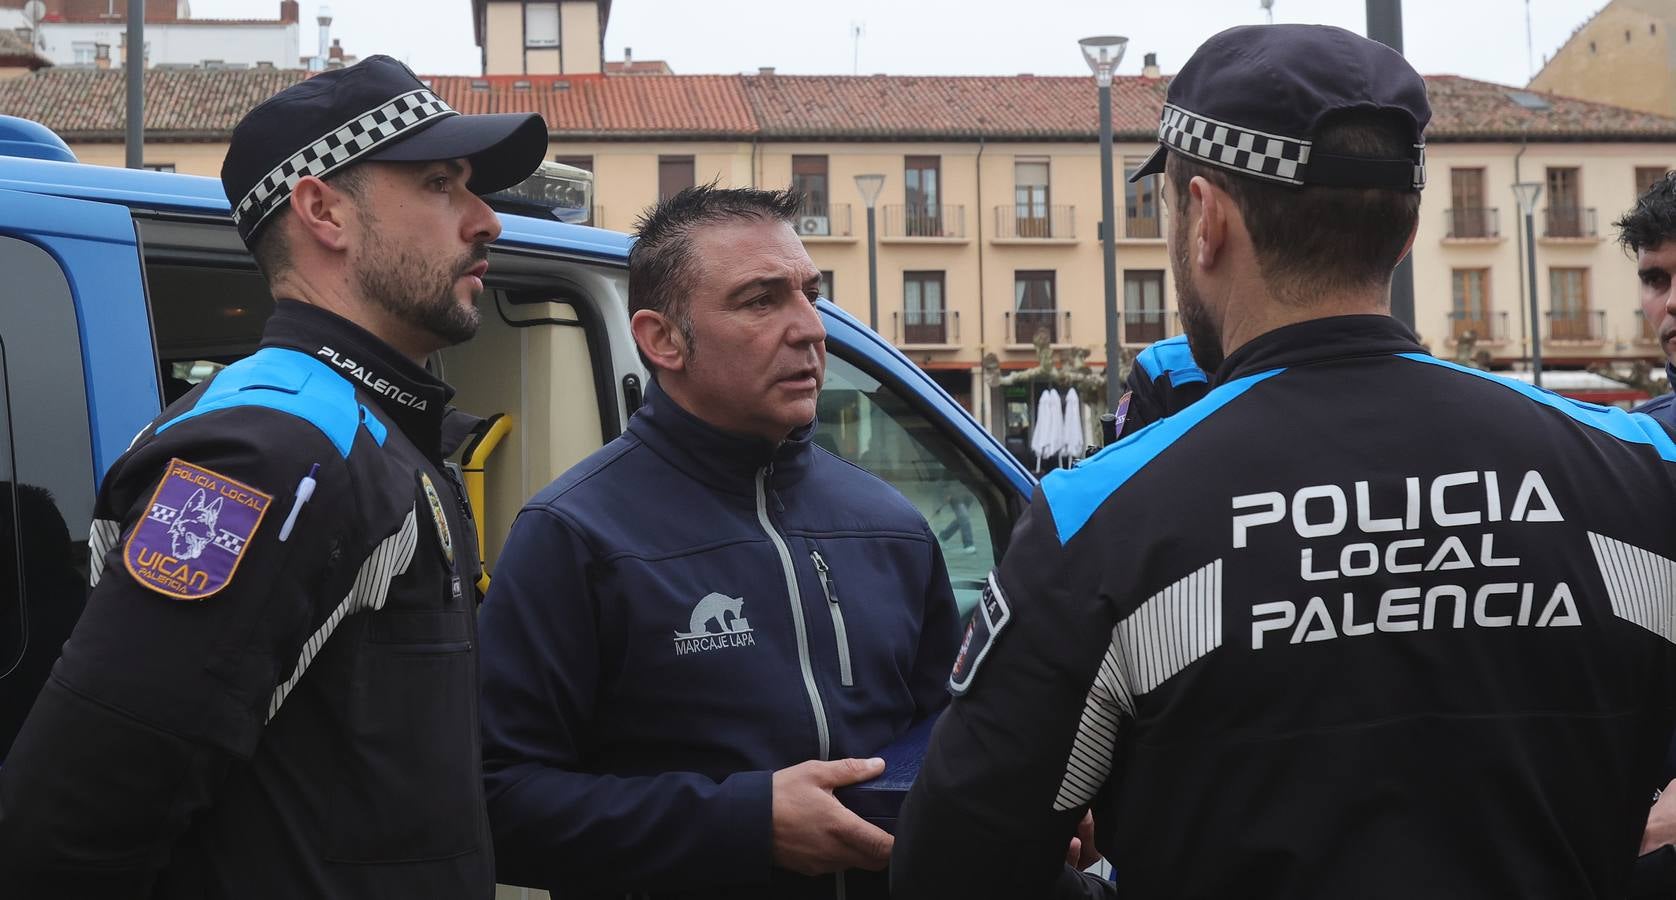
993,205 -> 1076,239
1444,207 -> 1499,239
1007,309 -> 1070,345
1546,309 -> 1605,342
1125,213 -> 1164,239
883,204 -> 966,239
793,203 -> 853,238
1122,309 -> 1170,345
1543,207 -> 1598,239
1447,310 -> 1509,343
893,309 -> 958,345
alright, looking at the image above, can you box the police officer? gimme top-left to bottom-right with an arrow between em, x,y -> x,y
0,56 -> 546,898
894,25 -> 1676,900
1113,334 -> 1209,440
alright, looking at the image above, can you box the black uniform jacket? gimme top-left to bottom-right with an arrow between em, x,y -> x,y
0,301 -> 491,899
894,315 -> 1676,900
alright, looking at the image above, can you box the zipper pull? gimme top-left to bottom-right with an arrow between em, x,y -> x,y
811,550 -> 838,605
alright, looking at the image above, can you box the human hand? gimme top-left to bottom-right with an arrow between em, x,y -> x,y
1642,779 -> 1676,856
1064,811 -> 1102,869
771,757 -> 893,876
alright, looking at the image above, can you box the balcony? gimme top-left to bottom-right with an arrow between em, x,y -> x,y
882,204 -> 966,239
1447,310 -> 1509,343
1006,309 -> 1071,345
1542,207 -> 1598,239
1546,309 -> 1605,342
792,203 -> 853,238
1122,309 -> 1171,345
893,309 -> 959,345
1443,207 -> 1500,240
1124,213 -> 1164,240
992,205 -> 1076,240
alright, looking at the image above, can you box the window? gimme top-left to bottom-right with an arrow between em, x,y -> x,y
1014,271 -> 1056,344
903,272 -> 946,344
553,155 -> 594,225
1449,168 -> 1490,238
1125,156 -> 1162,239
0,236 -> 98,758
658,156 -> 695,202
1637,166 -> 1670,197
1548,267 -> 1593,340
1545,167 -> 1584,236
71,42 -> 95,65
905,156 -> 942,237
524,2 -> 560,47
816,353 -> 1007,619
1014,159 -> 1050,238
1450,269 -> 1493,341
818,270 -> 834,302
142,163 -> 176,173
792,156 -> 830,229
1123,270 -> 1167,345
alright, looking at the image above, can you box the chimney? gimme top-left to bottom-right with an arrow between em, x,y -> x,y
95,42 -> 110,69
316,5 -> 333,72
1142,52 -> 1160,78
758,66 -> 775,76
330,38 -> 343,61
279,0 -> 299,24
624,46 -> 632,65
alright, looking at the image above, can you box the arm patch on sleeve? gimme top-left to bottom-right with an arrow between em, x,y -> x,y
123,459 -> 274,600
948,572 -> 1012,695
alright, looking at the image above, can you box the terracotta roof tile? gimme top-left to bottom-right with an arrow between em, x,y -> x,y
5,66 -> 1676,144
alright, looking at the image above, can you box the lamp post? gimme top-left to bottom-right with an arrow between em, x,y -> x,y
1079,35 -> 1127,395
1512,181 -> 1544,388
125,0 -> 143,169
854,173 -> 886,332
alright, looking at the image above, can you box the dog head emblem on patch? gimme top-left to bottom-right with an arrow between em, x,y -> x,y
124,459 -> 272,601
420,472 -> 454,569
673,592 -> 756,655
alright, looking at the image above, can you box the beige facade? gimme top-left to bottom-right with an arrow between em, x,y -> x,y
1529,0 -> 1676,118
478,0 -> 602,76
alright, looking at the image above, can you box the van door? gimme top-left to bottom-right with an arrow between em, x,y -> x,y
0,190 -> 149,757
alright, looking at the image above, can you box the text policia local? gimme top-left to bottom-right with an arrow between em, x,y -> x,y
1231,469 -> 1582,650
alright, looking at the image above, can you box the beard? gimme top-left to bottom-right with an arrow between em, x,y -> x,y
352,221 -> 485,347
1172,212 -> 1224,375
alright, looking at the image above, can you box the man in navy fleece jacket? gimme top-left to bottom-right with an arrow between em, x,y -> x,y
478,185 -> 960,899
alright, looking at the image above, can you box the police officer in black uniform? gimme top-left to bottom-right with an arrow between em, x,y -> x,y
1113,334 -> 1209,440
894,25 -> 1676,900
0,57 -> 546,898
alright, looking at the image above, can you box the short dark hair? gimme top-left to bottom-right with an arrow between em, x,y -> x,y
250,165 -> 372,280
628,184 -> 803,366
1616,170 -> 1676,254
1166,110 -> 1422,303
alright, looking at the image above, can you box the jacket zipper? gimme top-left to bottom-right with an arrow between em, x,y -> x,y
810,550 -> 853,687
755,467 -> 831,761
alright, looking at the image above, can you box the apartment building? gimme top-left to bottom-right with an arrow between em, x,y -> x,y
4,0 -> 1675,439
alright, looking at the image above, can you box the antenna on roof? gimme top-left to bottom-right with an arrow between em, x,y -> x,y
21,0 -> 45,49
1525,0 -> 1535,79
851,21 -> 864,75
1260,0 -> 1274,25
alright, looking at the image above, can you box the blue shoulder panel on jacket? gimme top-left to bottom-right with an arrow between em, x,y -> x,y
155,347 -> 376,457
1400,353 -> 1676,461
1136,335 -> 1208,387
1043,367 -> 1285,544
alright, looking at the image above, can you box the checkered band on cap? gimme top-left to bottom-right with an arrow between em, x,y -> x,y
233,89 -> 458,239
1158,103 -> 1312,186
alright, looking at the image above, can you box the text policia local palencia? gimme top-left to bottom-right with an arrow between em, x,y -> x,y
1232,469 -> 1581,650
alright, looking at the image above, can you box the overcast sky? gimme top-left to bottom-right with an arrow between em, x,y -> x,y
187,0 -> 1607,85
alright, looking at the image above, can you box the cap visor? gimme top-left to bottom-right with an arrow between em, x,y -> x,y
364,112 -> 549,195
1128,145 -> 1167,183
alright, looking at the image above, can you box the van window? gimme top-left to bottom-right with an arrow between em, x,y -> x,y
0,236 -> 97,757
817,353 -> 1004,619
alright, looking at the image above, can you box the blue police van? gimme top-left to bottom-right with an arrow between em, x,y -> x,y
0,116 -> 1032,774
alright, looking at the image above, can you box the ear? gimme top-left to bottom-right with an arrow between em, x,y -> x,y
1191,175 -> 1229,272
631,309 -> 689,375
205,496 -> 224,517
185,488 -> 207,512
287,173 -> 359,254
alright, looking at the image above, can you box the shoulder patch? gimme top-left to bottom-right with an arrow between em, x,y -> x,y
123,458 -> 273,600
154,347 -> 370,457
949,572 -> 1012,695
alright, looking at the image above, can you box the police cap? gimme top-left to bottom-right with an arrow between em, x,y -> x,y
221,55 -> 548,244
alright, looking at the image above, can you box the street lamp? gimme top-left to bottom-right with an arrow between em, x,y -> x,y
1079,35 -> 1128,400
855,173 -> 886,332
1512,180 -> 1544,388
